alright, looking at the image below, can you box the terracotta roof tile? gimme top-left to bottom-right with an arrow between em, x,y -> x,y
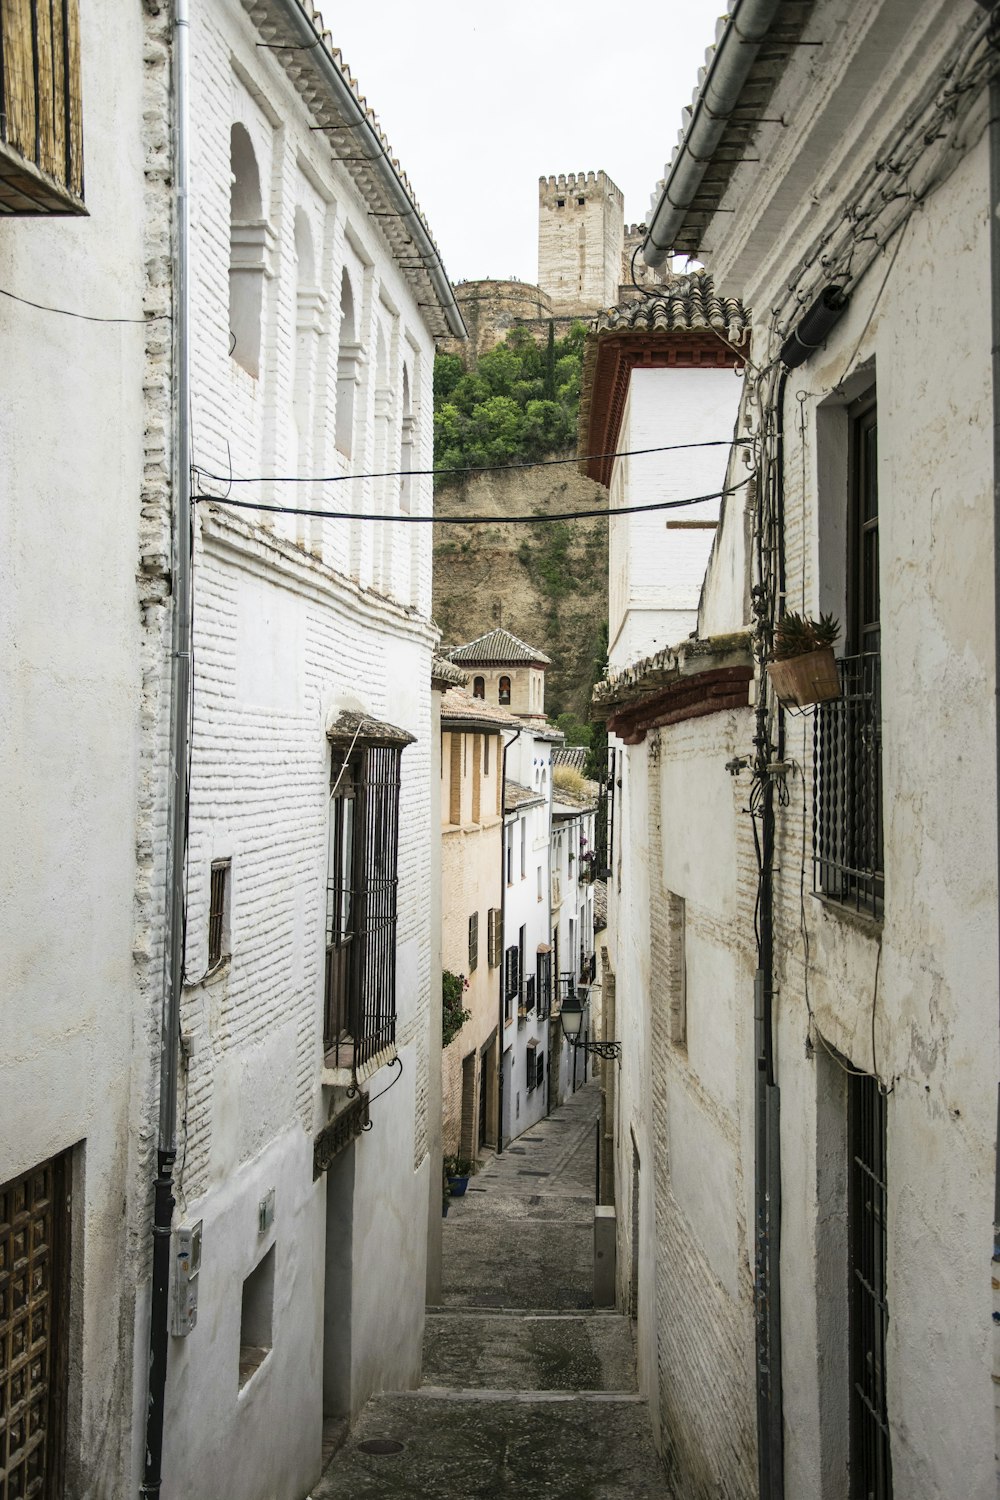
449,627 -> 552,667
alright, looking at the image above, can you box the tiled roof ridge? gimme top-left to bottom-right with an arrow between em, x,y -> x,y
594,270 -> 749,343
244,0 -> 457,332
448,626 -> 553,666
440,685 -> 522,727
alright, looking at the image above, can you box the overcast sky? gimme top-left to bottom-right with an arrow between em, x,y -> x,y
330,0 -> 722,285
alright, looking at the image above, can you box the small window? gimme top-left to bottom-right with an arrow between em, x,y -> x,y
239,1246 -> 275,1388
520,819 -> 527,879
209,860 -> 231,967
526,1042 -> 537,1092
537,865 -> 543,902
556,198 -> 565,208
577,197 -> 585,206
473,676 -> 485,699
468,911 -> 479,973
498,676 -> 511,706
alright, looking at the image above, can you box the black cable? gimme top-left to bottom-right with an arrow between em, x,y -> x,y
193,474 -> 752,525
0,285 -> 170,324
194,437 -> 751,488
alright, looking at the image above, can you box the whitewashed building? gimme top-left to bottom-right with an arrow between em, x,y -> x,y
582,279 -> 752,1491
153,2 -> 465,1497
0,0 -> 167,1493
448,629 -> 563,1143
439,685 -> 508,1163
550,768 -> 599,1105
592,2 -> 1000,1498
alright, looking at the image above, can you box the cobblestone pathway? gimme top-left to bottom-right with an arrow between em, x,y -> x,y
311,1083 -> 672,1499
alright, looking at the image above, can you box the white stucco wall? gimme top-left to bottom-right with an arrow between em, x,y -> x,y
609,367 -> 742,670
611,5 -> 999,1496
156,7 -> 443,1494
0,1 -> 155,1492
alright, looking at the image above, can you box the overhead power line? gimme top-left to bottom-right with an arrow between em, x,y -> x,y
193,474 -> 753,524
193,437 -> 752,489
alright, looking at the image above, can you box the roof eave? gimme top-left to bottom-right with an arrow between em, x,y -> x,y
642,0 -> 816,268
271,0 -> 467,339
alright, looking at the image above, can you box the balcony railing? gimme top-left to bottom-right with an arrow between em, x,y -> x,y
813,653 -> 883,919
0,0 -> 85,212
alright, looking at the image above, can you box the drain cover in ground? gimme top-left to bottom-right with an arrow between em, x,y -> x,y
357,1439 -> 405,1456
518,1169 -> 549,1176
506,1147 -> 526,1154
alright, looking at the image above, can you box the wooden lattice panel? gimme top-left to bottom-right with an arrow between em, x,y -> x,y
0,1155 -> 68,1500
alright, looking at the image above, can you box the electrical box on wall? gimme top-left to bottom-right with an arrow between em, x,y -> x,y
170,1221 -> 203,1337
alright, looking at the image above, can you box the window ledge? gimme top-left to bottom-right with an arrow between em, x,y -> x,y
811,892 -> 883,937
321,1064 -> 354,1088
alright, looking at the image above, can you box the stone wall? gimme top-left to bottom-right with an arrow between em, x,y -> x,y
434,463 -> 608,718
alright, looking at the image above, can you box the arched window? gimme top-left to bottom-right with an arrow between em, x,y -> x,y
335,270 -> 359,457
229,124 -> 265,378
472,676 -> 485,699
498,676 -> 511,705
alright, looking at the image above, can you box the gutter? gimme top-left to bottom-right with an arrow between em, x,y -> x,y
272,0 -> 467,340
141,0 -> 192,1490
642,0 -> 783,270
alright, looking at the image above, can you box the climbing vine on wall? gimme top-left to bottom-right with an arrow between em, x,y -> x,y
433,322 -> 586,480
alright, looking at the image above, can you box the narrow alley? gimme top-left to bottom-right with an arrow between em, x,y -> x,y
311,1084 -> 671,1499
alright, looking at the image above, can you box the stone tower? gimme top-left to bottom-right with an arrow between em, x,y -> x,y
537,170 -> 624,315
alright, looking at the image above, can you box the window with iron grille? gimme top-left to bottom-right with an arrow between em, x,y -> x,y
325,728 -> 409,1070
849,1072 -> 892,1498
524,975 -> 535,1013
468,911 -> 479,973
536,951 -> 552,1019
208,860 -> 230,968
814,394 -> 883,918
526,1042 -> 537,1092
504,944 -> 519,1023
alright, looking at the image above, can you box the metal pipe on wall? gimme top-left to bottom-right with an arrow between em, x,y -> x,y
140,0 -> 192,1487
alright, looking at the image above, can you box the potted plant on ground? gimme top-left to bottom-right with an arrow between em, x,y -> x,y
444,1154 -> 474,1197
766,612 -> 841,708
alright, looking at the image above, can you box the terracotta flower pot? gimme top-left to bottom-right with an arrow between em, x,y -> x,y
766,647 -> 840,708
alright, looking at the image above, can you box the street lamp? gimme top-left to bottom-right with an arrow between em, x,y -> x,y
558,984 -> 622,1062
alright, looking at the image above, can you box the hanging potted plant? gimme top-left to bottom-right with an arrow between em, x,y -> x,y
766,612 -> 841,708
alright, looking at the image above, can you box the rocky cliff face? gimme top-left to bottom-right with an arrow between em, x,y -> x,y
433,462 -> 608,718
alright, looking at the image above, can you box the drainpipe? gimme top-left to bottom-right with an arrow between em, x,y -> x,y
642,0 -> 783,269
496,727 -> 522,1154
751,367 -> 789,1500
140,0 -> 191,1489
987,64 -> 1000,1419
